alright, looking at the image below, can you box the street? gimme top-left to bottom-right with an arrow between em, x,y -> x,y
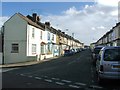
2,49 -> 120,89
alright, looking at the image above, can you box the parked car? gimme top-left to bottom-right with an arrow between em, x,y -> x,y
92,46 -> 104,66
71,49 -> 76,54
64,50 -> 73,56
77,48 -> 82,53
96,46 -> 120,84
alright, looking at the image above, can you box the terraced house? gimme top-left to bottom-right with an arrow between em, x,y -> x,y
1,13 -> 83,64
95,22 -> 120,46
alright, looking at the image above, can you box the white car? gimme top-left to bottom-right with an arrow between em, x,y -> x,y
96,46 -> 120,84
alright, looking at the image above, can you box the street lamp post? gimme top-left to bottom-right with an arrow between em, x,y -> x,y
72,32 -> 74,38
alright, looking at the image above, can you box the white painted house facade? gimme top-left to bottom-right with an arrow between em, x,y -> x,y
41,22 -> 58,59
3,13 -> 44,64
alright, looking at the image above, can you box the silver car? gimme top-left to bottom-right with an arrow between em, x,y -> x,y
92,46 -> 104,66
96,46 -> 120,84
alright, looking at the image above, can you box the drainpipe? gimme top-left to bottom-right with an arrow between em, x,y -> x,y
2,26 -> 4,65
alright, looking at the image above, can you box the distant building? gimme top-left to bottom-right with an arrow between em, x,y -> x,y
94,22 -> 120,46
90,42 -> 96,51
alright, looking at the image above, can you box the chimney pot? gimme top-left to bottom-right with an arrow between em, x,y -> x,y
58,30 -> 61,32
32,13 -> 37,22
62,32 -> 65,34
45,22 -> 50,27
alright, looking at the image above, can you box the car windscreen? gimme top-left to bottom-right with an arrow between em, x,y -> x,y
104,48 -> 120,61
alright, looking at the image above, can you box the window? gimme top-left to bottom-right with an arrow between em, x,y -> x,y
104,48 -> 120,61
48,32 -> 50,40
52,34 -> 54,41
40,31 -> 42,40
11,43 -> 19,53
32,44 -> 36,54
32,28 -> 35,38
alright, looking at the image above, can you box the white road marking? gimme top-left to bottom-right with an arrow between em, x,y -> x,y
51,78 -> 60,80
20,74 -> 25,76
75,82 -> 86,86
61,80 -> 72,83
90,85 -> 103,89
18,74 -> 103,89
44,79 -> 52,82
55,82 -> 65,85
1,68 -> 19,73
28,76 -> 33,78
35,77 -> 42,80
69,85 -> 81,88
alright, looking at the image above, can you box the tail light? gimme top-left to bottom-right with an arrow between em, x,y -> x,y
100,65 -> 104,72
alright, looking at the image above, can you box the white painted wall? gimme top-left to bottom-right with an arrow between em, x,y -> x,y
42,30 -> 48,43
68,39 -> 71,46
40,28 -> 55,59
27,24 -> 41,57
4,14 -> 32,64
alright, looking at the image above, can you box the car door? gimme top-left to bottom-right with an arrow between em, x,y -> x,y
96,50 -> 103,73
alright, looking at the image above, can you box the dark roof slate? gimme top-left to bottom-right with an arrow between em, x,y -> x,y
17,13 -> 44,30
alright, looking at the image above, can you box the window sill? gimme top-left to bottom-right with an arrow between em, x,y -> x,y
11,51 -> 19,53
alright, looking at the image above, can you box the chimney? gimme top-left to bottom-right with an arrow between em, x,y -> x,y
62,32 -> 65,34
32,13 -> 37,22
58,30 -> 61,32
36,16 -> 40,22
45,22 -> 50,27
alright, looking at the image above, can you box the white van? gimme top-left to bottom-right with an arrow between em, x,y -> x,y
96,46 -> 120,84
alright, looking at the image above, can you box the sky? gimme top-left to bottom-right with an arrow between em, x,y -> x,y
0,0 -> 120,45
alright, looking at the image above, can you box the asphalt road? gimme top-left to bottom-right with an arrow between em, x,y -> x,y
2,49 -> 120,89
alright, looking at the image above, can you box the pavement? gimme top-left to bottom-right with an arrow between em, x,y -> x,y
0,57 -> 59,68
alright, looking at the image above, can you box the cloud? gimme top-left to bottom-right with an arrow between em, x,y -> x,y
1,1 -> 118,45
41,2 -> 118,45
0,16 -> 9,28
96,0 -> 120,7
110,10 -> 118,16
97,26 -> 105,29
63,6 -> 80,15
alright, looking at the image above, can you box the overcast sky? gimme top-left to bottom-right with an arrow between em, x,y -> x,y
0,0 -> 120,45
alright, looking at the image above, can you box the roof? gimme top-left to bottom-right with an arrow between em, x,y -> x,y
17,13 -> 44,30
